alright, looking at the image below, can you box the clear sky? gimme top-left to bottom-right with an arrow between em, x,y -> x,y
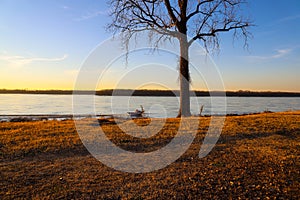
0,0 -> 299,92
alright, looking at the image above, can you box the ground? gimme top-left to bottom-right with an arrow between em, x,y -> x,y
0,111 -> 299,199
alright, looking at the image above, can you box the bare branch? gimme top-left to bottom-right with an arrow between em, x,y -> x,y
107,0 -> 252,53
163,0 -> 180,26
187,0 -> 214,20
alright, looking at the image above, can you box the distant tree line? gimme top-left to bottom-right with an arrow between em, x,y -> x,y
96,89 -> 300,97
1,89 -> 300,97
0,89 -> 92,95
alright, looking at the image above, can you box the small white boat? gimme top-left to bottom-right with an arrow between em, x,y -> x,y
127,105 -> 145,118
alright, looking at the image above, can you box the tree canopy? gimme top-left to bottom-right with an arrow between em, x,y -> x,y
108,0 -> 251,51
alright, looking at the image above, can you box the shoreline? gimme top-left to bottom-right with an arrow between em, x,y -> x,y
1,110 -> 299,122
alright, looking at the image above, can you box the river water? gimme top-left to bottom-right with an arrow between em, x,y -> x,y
0,94 -> 299,118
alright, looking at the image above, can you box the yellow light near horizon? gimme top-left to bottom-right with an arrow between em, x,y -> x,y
0,77 -> 73,90
1,69 -> 299,92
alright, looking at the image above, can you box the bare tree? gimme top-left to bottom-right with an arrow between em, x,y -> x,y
107,0 -> 252,117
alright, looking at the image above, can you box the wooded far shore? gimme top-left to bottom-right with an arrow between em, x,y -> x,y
1,89 -> 300,97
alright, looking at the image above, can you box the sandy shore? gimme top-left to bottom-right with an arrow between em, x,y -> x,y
0,111 -> 299,199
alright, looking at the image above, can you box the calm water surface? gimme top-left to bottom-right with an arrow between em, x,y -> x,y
0,94 -> 299,118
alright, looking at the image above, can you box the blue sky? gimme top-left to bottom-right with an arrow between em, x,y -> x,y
0,0 -> 299,92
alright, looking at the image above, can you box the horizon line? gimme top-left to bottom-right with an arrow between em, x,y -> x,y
1,88 -> 300,93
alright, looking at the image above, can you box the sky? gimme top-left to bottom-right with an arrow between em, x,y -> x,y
0,0 -> 299,92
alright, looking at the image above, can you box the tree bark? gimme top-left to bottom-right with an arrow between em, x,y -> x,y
177,34 -> 191,117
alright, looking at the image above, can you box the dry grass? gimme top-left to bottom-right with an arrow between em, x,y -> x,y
0,111 -> 299,199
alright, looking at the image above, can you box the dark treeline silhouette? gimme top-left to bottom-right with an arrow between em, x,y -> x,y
224,90 -> 300,97
0,89 -> 92,95
1,89 -> 300,97
97,89 -> 300,97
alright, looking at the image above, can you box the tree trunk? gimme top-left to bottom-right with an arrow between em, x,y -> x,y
177,34 -> 191,117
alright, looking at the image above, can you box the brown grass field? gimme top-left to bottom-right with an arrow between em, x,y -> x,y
0,111 -> 299,199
